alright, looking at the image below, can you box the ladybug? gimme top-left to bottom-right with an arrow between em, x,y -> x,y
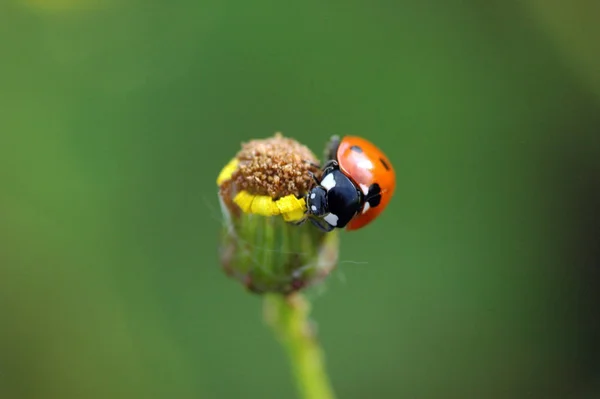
305,135 -> 395,232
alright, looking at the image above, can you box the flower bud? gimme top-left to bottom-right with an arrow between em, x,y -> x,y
217,133 -> 339,295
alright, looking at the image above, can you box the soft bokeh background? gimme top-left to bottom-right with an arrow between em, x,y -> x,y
1,1 -> 599,398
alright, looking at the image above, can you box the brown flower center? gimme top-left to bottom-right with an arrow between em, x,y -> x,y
232,133 -> 320,199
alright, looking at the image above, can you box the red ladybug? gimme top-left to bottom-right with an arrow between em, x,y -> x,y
306,135 -> 396,232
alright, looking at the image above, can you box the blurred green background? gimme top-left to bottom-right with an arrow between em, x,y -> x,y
1,1 -> 600,398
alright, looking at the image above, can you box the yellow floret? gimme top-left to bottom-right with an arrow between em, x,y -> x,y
233,191 -> 307,222
218,157 -> 307,223
216,158 -> 239,186
276,196 -> 307,222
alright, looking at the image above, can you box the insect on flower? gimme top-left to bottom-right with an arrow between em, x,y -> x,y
302,135 -> 396,232
216,133 -> 339,295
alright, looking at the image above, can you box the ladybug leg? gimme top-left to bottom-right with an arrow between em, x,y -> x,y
307,160 -> 337,184
289,217 -> 307,226
321,160 -> 339,174
325,135 -> 341,161
303,159 -> 321,169
307,170 -> 321,186
309,216 -> 335,233
288,214 -> 333,233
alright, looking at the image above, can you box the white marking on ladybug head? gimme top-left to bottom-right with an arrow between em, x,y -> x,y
311,205 -> 317,212
357,159 -> 373,170
359,184 -> 369,195
321,173 -> 336,190
310,192 -> 316,199
324,213 -> 338,227
362,201 -> 370,214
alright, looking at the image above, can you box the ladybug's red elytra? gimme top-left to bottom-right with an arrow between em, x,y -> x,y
305,135 -> 396,232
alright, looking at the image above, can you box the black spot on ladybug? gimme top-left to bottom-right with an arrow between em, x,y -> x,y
366,183 -> 382,207
380,157 -> 390,171
350,145 -> 363,153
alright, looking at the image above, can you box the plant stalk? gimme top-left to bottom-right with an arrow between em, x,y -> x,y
264,293 -> 336,399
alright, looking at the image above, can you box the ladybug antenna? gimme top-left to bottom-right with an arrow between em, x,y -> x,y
302,159 -> 321,169
307,170 -> 321,186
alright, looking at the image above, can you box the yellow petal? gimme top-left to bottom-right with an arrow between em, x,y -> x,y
250,195 -> 280,216
281,208 -> 306,222
277,195 -> 307,222
233,191 -> 255,213
232,191 -> 308,222
217,158 -> 239,186
276,195 -> 306,213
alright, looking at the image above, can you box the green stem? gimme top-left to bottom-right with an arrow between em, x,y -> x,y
264,293 -> 336,399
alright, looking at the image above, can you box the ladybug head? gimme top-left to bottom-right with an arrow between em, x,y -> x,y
306,186 -> 328,217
